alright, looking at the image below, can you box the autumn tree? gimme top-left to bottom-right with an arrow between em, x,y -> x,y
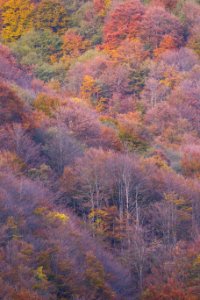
161,48 -> 198,72
12,29 -> 63,66
93,0 -> 111,17
117,111 -> 149,151
1,0 -> 34,42
54,100 -> 101,145
34,0 -> 68,34
80,75 -> 100,104
128,225 -> 148,292
154,35 -> 176,57
113,38 -> 148,67
72,148 -> 112,214
62,30 -> 90,60
84,252 -> 115,299
70,1 -> 104,44
42,121 -> 81,174
89,206 -> 125,246
181,145 -> 200,177
184,2 -> 200,57
103,0 -> 145,48
0,44 -> 31,86
33,93 -> 60,116
139,6 -> 184,52
0,81 -> 26,125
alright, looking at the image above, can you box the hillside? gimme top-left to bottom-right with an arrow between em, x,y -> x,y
0,0 -> 200,299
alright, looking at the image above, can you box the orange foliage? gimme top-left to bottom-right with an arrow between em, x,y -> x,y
104,38 -> 148,65
80,75 -> 100,104
62,30 -> 90,59
100,126 -> 122,151
154,35 -> 176,57
33,93 -> 60,116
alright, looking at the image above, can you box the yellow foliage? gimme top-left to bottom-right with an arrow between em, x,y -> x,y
33,207 -> 47,216
47,211 -> 69,224
193,254 -> 200,267
47,80 -> 61,92
160,66 -> 181,89
35,266 -> 47,281
34,207 -> 69,224
103,38 -> 147,65
6,216 -> 20,240
80,75 -> 99,103
144,155 -> 170,170
164,192 -> 192,221
85,252 -> 105,288
33,93 -> 60,116
99,0 -> 111,17
1,0 -> 34,42
6,216 -> 17,229
71,97 -> 90,108
89,209 -> 107,231
89,207 -> 125,243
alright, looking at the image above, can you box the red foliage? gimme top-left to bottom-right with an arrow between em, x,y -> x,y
103,0 -> 145,48
143,280 -> 194,300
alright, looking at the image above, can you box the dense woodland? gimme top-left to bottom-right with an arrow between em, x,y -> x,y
0,0 -> 200,298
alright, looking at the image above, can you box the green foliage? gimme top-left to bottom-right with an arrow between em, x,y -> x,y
34,0 -> 68,34
128,67 -> 149,96
28,164 -> 51,181
12,29 -> 62,64
77,49 -> 103,63
72,2 -> 103,44
35,61 -> 67,82
11,30 -> 67,81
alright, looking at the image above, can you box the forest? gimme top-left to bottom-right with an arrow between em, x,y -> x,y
0,0 -> 200,298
